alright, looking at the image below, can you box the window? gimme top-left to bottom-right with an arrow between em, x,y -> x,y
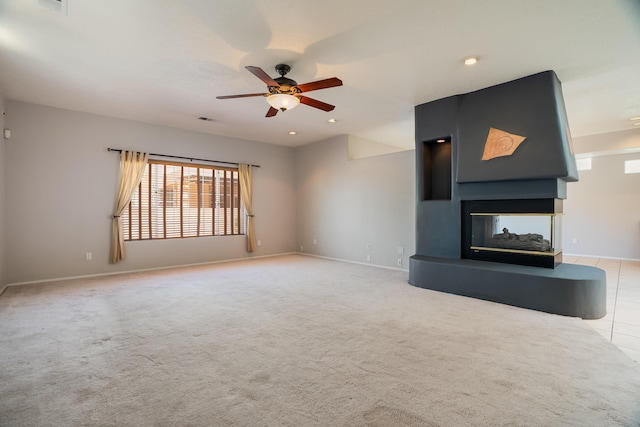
576,157 -> 592,171
624,159 -> 640,174
122,160 -> 245,240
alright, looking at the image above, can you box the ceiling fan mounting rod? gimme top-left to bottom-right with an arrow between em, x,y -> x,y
274,64 -> 291,77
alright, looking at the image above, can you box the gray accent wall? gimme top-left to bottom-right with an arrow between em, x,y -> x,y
414,72 -> 577,262
295,135 -> 415,269
456,71 -> 577,184
3,101 -> 297,284
410,72 -> 606,317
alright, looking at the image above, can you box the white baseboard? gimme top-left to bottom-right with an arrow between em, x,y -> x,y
6,251 -> 631,293
563,253 -> 640,262
4,252 -> 297,288
298,252 -> 410,272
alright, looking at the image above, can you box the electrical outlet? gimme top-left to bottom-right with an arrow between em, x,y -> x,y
366,254 -> 371,262
313,238 -> 317,245
300,245 -> 304,252
257,239 -> 261,246
86,252 -> 92,261
397,258 -> 402,266
572,238 -> 578,244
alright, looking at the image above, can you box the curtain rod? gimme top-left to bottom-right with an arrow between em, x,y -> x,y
107,148 -> 260,168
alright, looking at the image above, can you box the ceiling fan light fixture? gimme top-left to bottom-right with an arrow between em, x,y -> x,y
267,94 -> 300,111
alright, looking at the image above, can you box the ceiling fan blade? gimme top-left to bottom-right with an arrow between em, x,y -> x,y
295,77 -> 343,93
216,93 -> 266,99
266,107 -> 279,117
245,66 -> 280,87
298,96 -> 335,112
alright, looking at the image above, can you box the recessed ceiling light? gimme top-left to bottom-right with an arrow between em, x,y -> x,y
462,56 -> 478,66
436,139 -> 446,143
630,116 -> 640,121
328,118 -> 337,123
288,131 -> 297,135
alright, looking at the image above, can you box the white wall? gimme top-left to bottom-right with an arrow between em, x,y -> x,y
0,97 -> 6,286
4,101 -> 296,284
563,129 -> 640,260
570,128 -> 640,155
5,100 -> 636,284
295,135 -> 415,269
563,151 -> 640,259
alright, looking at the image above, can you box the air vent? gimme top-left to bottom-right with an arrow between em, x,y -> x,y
198,117 -> 214,122
38,0 -> 68,15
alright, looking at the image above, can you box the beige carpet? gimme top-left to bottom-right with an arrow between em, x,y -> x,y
1,254 -> 639,426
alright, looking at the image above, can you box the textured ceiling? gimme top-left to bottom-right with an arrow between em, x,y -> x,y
1,0 -> 639,149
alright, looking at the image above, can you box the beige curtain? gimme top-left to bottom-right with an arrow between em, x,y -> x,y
238,164 -> 256,252
110,150 -> 149,263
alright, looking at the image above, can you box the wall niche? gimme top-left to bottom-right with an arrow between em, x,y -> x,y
422,137 -> 451,201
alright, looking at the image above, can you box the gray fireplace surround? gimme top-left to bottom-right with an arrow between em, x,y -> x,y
409,71 -> 606,319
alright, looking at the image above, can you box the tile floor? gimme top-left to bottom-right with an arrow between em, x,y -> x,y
564,255 -> 640,363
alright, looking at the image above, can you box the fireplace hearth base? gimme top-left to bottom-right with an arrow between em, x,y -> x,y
409,255 -> 606,319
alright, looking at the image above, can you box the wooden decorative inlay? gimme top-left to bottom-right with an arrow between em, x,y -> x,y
481,127 -> 527,160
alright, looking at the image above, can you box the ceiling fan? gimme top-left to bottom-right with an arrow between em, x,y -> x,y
216,64 -> 343,117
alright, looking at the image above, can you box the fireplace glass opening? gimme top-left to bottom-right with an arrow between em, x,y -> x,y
462,199 -> 563,268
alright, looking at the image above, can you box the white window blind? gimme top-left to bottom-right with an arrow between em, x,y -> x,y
122,160 -> 245,240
